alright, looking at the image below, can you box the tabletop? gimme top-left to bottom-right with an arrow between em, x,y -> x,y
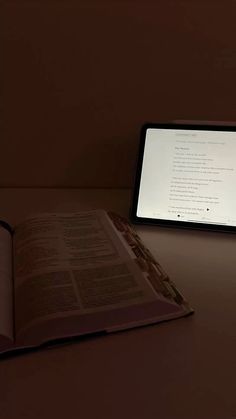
0,188 -> 235,419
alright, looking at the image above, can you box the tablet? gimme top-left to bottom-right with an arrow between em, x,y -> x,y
131,123 -> 236,232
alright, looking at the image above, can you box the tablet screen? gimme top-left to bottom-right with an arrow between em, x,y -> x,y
132,124 -> 236,232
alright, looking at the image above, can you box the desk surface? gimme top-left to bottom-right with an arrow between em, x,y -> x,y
0,189 -> 235,419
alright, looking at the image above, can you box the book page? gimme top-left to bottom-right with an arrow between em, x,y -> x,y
0,226 -> 13,340
13,211 -> 160,341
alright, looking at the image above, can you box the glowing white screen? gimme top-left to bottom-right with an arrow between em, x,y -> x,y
137,128 -> 236,226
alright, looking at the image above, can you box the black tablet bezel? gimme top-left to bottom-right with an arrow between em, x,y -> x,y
131,122 -> 236,233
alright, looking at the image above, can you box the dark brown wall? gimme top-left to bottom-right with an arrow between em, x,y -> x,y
3,1 -> 236,187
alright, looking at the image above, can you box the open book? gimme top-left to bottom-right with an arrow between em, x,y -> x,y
0,210 -> 193,355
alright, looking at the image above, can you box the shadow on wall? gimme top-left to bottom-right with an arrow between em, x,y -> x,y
63,133 -> 139,189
